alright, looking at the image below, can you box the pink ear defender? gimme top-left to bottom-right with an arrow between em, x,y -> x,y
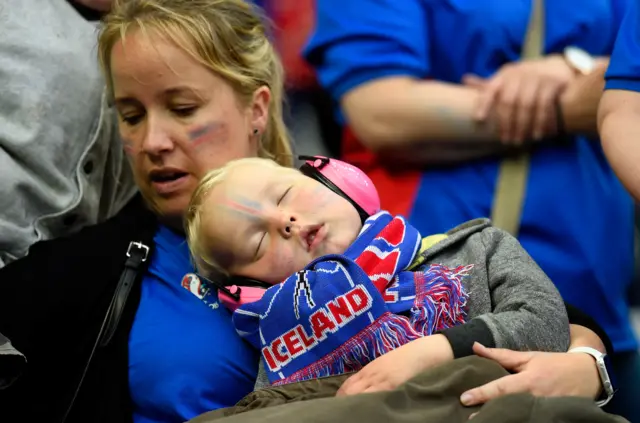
299,155 -> 381,223
205,274 -> 272,311
217,155 -> 380,311
218,285 -> 269,312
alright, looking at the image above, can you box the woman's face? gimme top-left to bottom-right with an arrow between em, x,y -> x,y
109,30 -> 268,223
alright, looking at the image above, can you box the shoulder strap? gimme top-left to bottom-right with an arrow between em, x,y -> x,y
490,0 -> 544,236
61,241 -> 150,423
99,242 -> 150,347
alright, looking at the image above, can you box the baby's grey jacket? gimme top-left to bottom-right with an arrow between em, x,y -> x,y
423,218 -> 570,357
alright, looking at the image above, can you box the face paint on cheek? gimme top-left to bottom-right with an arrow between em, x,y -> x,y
122,139 -> 137,156
219,197 -> 264,222
188,122 -> 229,150
306,184 -> 339,211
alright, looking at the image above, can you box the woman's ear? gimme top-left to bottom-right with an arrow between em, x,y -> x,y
249,86 -> 271,136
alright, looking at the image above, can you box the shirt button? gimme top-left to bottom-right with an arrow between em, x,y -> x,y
63,214 -> 78,227
83,160 -> 94,174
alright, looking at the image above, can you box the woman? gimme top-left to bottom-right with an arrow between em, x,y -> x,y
0,1 -> 624,423
0,0 -> 290,422
304,0 -> 638,419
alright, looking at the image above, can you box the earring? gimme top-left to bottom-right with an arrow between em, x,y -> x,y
253,129 -> 259,135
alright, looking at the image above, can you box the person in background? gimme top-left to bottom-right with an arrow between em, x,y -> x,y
0,0 -> 135,391
599,0 -> 640,202
304,1 -> 638,419
598,0 -> 640,364
0,0 -> 136,267
253,0 -> 337,159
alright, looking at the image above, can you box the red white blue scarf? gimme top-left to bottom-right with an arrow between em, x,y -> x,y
233,212 -> 470,385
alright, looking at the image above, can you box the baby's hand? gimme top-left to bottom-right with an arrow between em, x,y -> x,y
336,334 -> 454,396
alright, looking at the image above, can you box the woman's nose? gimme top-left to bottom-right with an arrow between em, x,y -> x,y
141,116 -> 174,155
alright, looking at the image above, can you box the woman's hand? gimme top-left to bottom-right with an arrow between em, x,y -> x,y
464,55 -> 575,144
459,343 -> 601,407
336,334 -> 454,396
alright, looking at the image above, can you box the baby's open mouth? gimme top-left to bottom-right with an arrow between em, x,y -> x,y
306,228 -> 319,247
302,224 -> 325,251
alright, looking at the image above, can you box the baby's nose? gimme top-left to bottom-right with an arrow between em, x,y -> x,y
278,215 -> 297,237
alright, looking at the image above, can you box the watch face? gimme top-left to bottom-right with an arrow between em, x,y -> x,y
565,46 -> 596,75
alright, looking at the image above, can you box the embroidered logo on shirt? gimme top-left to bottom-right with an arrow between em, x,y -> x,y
181,273 -> 219,309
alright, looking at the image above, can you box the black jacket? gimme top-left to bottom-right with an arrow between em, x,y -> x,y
0,195 -> 157,423
0,194 -> 613,423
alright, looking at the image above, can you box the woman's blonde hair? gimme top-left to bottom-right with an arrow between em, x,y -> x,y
185,157 -> 295,277
97,0 -> 293,167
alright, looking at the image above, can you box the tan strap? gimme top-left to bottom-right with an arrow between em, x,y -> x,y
491,155 -> 531,236
490,0 -> 544,236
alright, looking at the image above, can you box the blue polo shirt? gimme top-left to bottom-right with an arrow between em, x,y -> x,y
606,0 -> 640,90
129,225 -> 259,423
305,0 -> 637,352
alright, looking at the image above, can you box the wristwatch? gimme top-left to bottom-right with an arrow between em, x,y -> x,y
568,346 -> 615,407
563,46 -> 596,75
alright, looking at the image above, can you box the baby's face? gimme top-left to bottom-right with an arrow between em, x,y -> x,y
201,163 -> 363,284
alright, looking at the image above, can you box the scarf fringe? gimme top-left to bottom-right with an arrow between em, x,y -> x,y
274,312 -> 422,386
410,264 -> 471,335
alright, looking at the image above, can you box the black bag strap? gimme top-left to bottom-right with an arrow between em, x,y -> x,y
100,242 -> 149,347
61,241 -> 149,423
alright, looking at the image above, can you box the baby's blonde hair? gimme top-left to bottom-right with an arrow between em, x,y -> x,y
185,157 -> 294,277
97,0 -> 293,167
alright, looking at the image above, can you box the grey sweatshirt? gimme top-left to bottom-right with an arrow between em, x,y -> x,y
254,218 -> 570,389
419,218 -> 570,357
